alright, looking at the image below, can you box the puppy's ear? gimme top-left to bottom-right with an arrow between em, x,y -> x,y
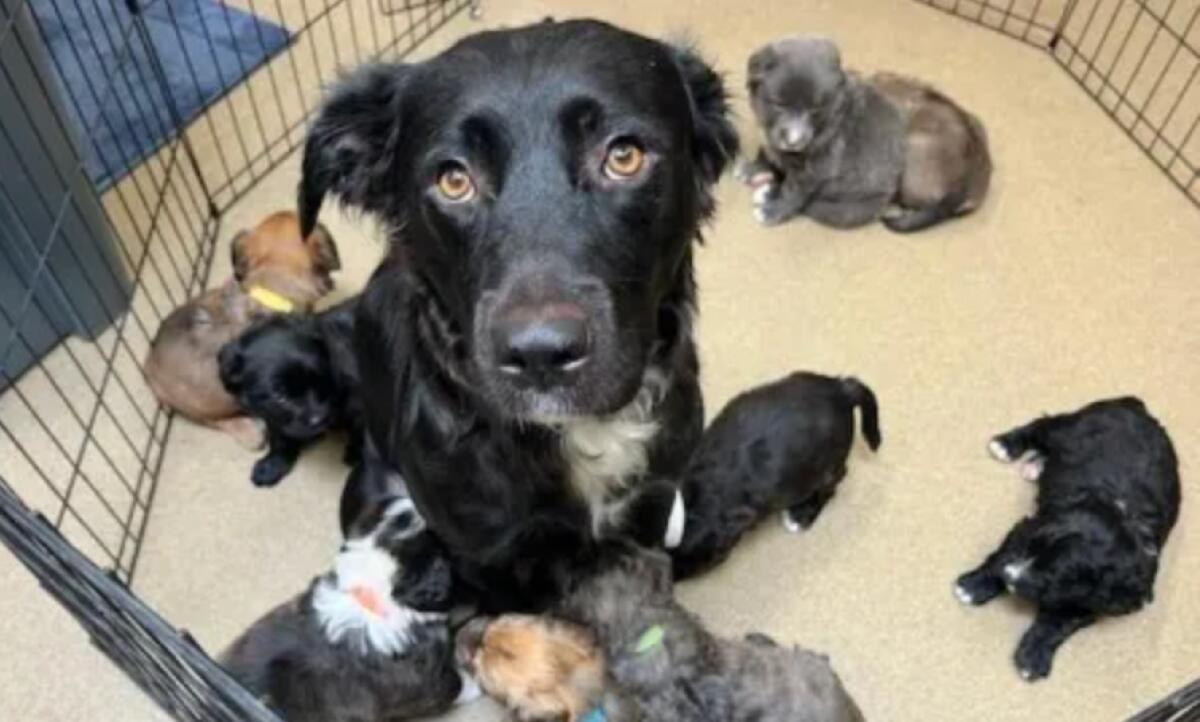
298,63 -> 412,237
746,45 -> 776,95
307,221 -> 342,273
670,45 -> 739,187
229,230 -> 251,282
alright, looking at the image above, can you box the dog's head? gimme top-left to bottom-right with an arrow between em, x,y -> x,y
230,210 -> 341,305
299,19 -> 736,421
218,317 -> 338,440
456,614 -> 604,722
1004,505 -> 1160,612
747,36 -> 847,155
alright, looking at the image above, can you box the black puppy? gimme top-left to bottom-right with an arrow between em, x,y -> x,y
671,372 -> 881,578
298,19 -> 738,610
219,297 -> 362,486
955,397 -> 1181,681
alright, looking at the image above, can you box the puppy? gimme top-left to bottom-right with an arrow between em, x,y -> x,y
218,297 -> 361,487
743,36 -> 991,232
671,372 -> 881,578
460,547 -> 865,722
955,397 -> 1181,681
145,212 -> 340,447
298,19 -> 738,610
219,498 -> 474,722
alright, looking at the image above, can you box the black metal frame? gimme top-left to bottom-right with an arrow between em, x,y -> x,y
913,0 -> 1200,208
0,1 -> 471,719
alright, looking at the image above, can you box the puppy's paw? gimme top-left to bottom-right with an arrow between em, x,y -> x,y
251,455 -> 292,487
954,570 -> 1005,606
1014,644 -> 1053,682
781,510 -> 804,534
1019,456 -> 1045,482
751,184 -> 791,227
988,438 -> 1015,463
735,160 -> 775,187
217,416 -> 267,450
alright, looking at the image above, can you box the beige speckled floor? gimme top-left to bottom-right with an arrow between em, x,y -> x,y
4,1 -> 1200,720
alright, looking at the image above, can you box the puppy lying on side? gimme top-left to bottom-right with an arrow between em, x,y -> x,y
218,297 -> 362,487
955,397 -> 1181,681
145,211 -> 340,447
459,548 -> 864,722
672,372 -> 881,578
743,36 -> 991,232
220,497 -> 474,722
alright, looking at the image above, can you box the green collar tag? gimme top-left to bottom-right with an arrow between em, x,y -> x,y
633,624 -> 665,655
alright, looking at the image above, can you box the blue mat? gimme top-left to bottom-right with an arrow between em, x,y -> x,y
34,0 -> 291,190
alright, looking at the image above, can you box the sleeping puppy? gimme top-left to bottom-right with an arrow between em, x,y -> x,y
145,212 -> 340,447
671,372 -> 881,579
743,36 -> 990,232
458,547 -> 865,722
218,297 -> 362,487
955,397 -> 1181,681
219,498 -> 475,721
298,19 -> 738,611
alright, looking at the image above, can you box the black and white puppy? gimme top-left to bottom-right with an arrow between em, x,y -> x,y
297,19 -> 738,611
671,372 -> 881,578
218,297 -> 362,487
955,397 -> 1181,681
219,498 -> 477,721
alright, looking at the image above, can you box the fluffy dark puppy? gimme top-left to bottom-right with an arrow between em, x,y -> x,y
218,297 -> 362,487
671,372 -> 881,578
459,547 -> 865,721
955,397 -> 1181,681
298,19 -> 738,611
743,36 -> 990,231
219,498 -> 476,721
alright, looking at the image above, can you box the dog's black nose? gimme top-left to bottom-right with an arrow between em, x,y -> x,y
492,304 -> 590,383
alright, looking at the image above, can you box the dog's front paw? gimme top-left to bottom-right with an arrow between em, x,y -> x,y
251,455 -> 292,487
1019,456 -> 1045,482
954,569 -> 1005,606
1014,641 -> 1054,682
752,184 -> 790,226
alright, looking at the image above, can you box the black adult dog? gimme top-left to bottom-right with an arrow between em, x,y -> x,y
955,397 -> 1181,681
219,297 -> 362,486
298,19 -> 738,611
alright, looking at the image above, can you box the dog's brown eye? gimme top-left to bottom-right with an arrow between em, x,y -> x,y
603,141 -> 645,179
436,164 -> 476,202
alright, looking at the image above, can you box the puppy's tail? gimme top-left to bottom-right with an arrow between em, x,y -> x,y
840,377 -> 881,451
881,192 -> 965,233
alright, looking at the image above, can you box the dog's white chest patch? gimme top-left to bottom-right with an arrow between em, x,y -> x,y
560,413 -> 659,521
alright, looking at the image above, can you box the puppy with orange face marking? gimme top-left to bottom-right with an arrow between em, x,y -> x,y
457,615 -> 613,722
145,211 -> 340,447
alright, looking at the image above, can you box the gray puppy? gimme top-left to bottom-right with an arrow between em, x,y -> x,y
552,547 -> 866,722
219,498 -> 476,721
743,36 -> 991,232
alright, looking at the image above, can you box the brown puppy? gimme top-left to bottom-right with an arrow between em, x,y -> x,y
457,615 -> 609,722
145,212 -> 339,447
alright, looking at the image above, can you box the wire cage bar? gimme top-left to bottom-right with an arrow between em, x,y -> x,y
0,0 -> 470,719
912,0 -> 1200,207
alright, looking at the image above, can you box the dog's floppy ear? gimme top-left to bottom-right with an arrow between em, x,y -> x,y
298,63 -> 412,237
670,45 -> 739,187
306,221 -> 341,273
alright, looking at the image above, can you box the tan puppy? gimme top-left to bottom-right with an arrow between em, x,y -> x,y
144,211 -> 339,447
456,615 -> 607,722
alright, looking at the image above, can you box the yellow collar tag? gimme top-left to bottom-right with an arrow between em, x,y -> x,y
247,286 -> 295,313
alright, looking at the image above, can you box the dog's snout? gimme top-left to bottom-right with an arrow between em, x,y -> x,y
774,118 -> 812,152
492,303 -> 590,384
